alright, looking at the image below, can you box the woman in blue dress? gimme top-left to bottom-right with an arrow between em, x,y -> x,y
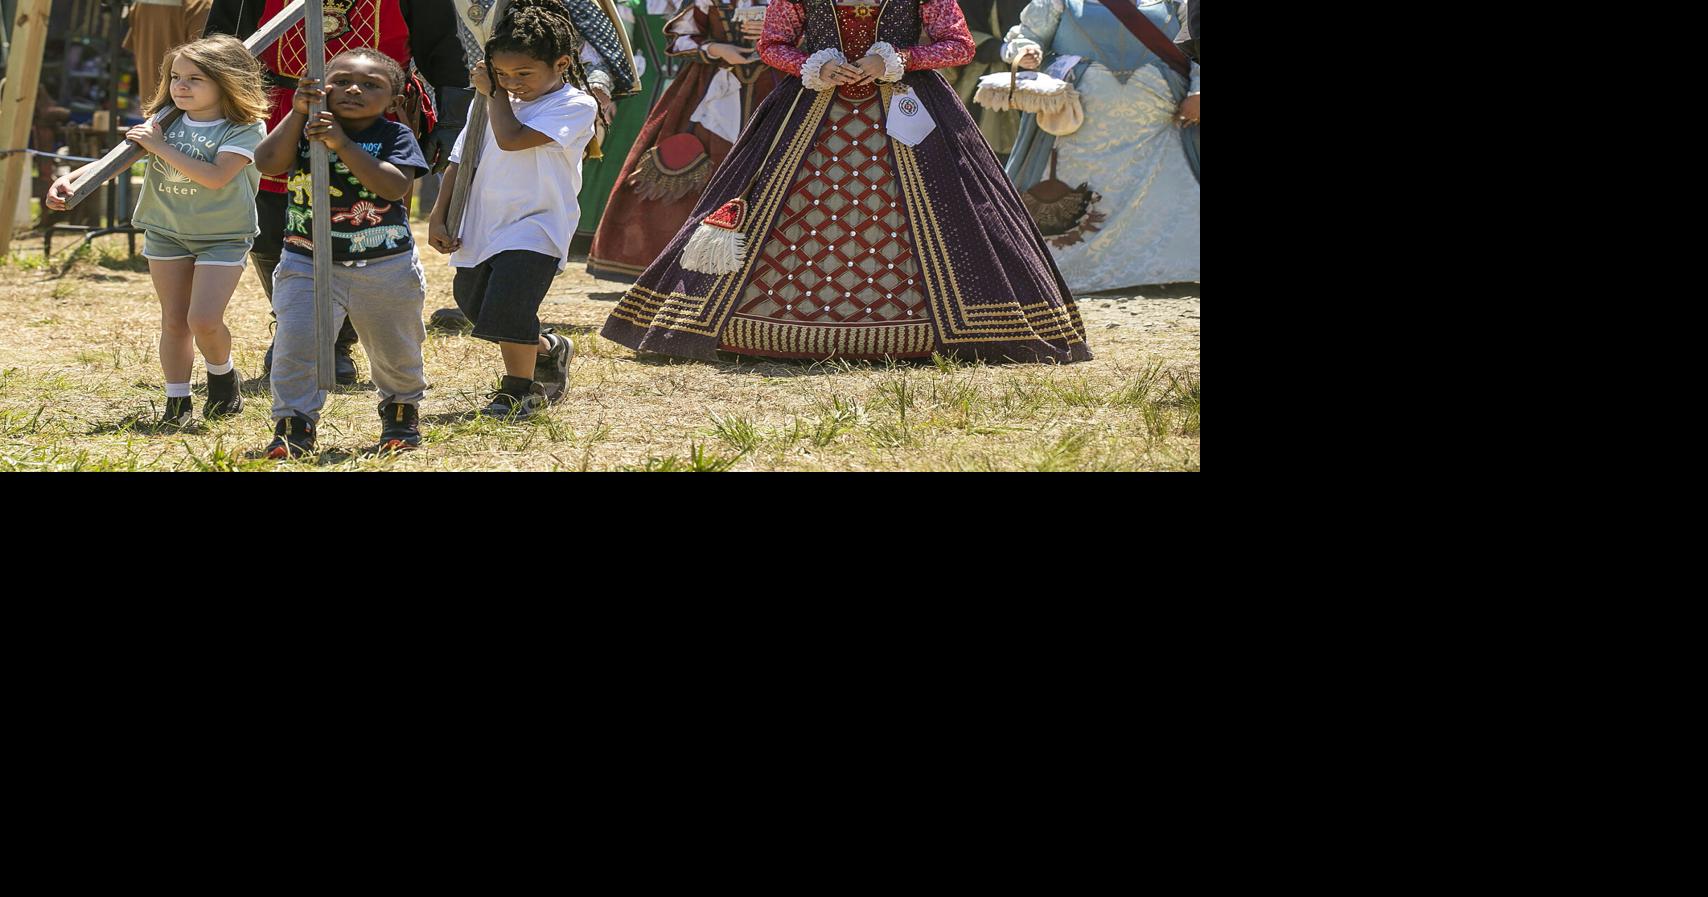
1003,0 -> 1199,292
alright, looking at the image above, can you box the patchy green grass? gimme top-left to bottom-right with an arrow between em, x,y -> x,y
0,229 -> 1200,471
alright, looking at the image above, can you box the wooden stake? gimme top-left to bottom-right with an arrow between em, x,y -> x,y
443,0 -> 512,240
0,0 -> 52,256
60,0 -> 308,211
306,0 -> 335,390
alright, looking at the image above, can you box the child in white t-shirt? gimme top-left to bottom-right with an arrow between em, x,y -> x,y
427,0 -> 598,421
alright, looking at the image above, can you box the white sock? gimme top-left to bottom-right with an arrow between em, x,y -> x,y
205,358 -> 234,376
166,382 -> 192,398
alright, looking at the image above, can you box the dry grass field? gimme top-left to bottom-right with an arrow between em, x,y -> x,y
0,223 -> 1198,471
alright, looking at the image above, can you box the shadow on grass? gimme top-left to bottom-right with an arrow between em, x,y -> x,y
86,405 -> 208,436
584,292 -> 625,303
236,447 -> 359,466
96,253 -> 151,274
423,409 -> 481,426
1077,281 -> 1200,301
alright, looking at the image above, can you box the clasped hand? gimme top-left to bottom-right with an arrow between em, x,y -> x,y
824,55 -> 887,86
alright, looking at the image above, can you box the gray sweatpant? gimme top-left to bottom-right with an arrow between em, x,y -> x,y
270,250 -> 428,423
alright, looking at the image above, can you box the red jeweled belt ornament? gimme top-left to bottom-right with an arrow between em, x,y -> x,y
682,198 -> 750,275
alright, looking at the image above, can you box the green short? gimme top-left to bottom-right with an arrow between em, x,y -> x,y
141,231 -> 253,268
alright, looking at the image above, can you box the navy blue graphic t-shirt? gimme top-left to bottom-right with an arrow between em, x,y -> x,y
282,118 -> 428,263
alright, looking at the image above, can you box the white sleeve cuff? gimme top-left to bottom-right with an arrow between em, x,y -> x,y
866,41 -> 906,82
1001,38 -> 1039,65
800,47 -> 847,92
216,145 -> 256,161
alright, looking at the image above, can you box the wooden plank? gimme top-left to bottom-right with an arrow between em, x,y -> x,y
0,0 -> 52,255
306,0 -> 334,390
60,0 -> 307,211
443,0 -> 512,240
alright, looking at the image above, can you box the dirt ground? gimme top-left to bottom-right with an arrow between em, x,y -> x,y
0,224 -> 1198,471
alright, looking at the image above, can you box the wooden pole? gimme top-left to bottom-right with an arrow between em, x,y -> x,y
443,0 -> 511,240
306,0 -> 334,390
60,0 -> 307,211
0,0 -> 51,256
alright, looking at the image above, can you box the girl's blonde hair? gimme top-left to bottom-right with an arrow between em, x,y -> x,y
143,35 -> 270,124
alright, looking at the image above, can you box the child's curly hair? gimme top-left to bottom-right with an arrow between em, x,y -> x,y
327,48 -> 408,96
486,0 -> 580,71
144,35 -> 269,123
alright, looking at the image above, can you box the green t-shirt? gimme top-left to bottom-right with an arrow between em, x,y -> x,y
132,116 -> 266,242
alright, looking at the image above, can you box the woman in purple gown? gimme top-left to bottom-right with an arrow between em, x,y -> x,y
602,0 -> 1091,363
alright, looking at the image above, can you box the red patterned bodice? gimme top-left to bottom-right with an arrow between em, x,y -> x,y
758,0 -> 976,80
837,4 -> 881,100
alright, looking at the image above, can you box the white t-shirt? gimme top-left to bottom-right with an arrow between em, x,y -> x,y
448,85 -> 599,271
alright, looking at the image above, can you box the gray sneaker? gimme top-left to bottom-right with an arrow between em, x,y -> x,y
481,382 -> 549,421
536,331 -> 575,403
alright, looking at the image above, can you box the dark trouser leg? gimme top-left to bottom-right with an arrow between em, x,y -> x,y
254,253 -> 281,301
253,190 -> 288,301
255,190 -> 286,375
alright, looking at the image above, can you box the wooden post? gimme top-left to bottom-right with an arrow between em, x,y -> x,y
443,0 -> 511,240
306,0 -> 334,390
61,0 -> 307,211
0,0 -> 51,256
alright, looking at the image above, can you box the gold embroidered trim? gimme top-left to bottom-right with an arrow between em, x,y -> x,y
723,317 -> 935,356
888,121 -> 1085,347
892,131 -> 1035,341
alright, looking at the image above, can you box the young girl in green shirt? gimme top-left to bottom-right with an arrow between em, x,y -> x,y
47,35 -> 270,429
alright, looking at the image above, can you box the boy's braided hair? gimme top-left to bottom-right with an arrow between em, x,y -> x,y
487,0 -> 582,74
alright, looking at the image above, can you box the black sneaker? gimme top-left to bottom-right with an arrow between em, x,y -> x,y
536,330 -> 575,403
156,396 -> 194,429
265,416 -> 316,460
335,345 -> 359,386
481,379 -> 549,421
375,402 -> 421,453
204,368 -> 244,419
429,307 -> 472,332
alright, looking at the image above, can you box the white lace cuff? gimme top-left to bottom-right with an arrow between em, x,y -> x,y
800,47 -> 847,92
866,42 -> 906,82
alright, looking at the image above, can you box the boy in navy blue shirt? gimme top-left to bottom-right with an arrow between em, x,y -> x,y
254,48 -> 431,458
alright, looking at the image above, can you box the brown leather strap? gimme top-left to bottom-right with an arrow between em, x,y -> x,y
1099,0 -> 1192,79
